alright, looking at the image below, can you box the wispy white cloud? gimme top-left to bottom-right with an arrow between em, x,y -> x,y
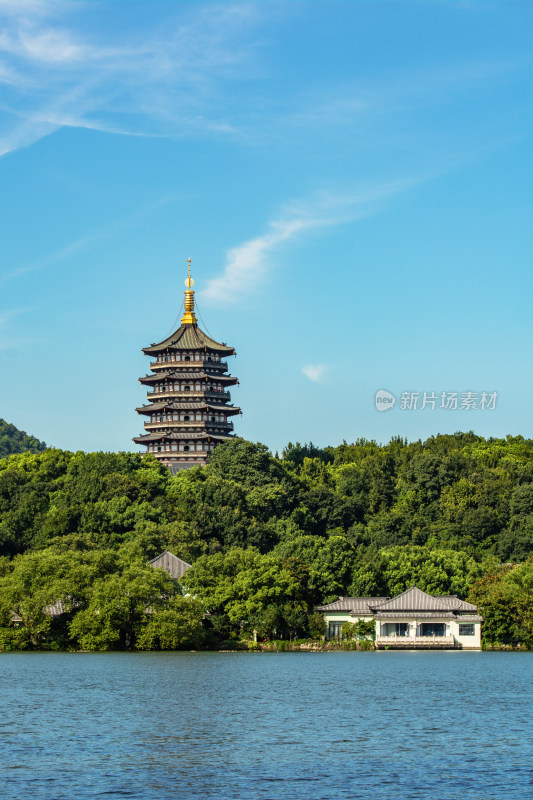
0,25 -> 86,63
201,178 -> 420,305
201,217 -> 310,304
237,53 -> 527,149
0,2 -> 266,156
301,364 -> 326,383
0,1 -> 525,159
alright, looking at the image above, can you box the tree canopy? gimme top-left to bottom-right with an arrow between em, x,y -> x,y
0,433 -> 531,649
0,419 -> 47,459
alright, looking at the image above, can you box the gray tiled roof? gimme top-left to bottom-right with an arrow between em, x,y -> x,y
316,597 -> 388,613
373,586 -> 452,612
316,586 -> 481,619
149,550 -> 191,580
143,324 -> 235,355
376,611 -> 455,619
434,595 -> 478,612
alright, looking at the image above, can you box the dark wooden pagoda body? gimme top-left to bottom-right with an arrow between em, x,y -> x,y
134,299 -> 240,473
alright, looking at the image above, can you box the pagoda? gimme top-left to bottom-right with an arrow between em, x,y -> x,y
133,260 -> 240,473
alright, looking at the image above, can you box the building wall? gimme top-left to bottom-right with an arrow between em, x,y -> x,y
449,618 -> 482,649
323,613 -> 374,637
323,612 -> 481,649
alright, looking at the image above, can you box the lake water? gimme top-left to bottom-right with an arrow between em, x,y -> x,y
0,651 -> 531,800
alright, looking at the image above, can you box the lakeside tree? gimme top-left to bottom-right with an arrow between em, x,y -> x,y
468,559 -> 533,648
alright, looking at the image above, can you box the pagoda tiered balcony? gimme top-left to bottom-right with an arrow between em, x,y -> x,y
144,420 -> 234,432
146,389 -> 231,401
150,358 -> 228,371
204,389 -> 232,401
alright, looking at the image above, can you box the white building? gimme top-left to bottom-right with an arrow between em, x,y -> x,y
317,585 -> 482,650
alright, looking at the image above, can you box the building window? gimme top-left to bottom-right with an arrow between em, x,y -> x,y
381,623 -> 409,637
185,356 -> 191,361
419,623 -> 446,637
459,624 -> 475,636
184,415 -> 190,421
184,386 -> 190,392
184,445 -> 190,451
328,622 -> 343,639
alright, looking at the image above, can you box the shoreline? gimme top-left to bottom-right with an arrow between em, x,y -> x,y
1,643 -> 530,654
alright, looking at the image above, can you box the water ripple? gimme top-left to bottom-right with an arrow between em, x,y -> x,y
0,651 -> 531,800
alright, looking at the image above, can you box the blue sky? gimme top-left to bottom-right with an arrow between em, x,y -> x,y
0,0 -> 531,454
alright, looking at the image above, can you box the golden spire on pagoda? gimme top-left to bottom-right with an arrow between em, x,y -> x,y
181,257 -> 197,325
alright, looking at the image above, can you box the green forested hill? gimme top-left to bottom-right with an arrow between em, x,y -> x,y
0,434 -> 531,650
0,419 -> 47,458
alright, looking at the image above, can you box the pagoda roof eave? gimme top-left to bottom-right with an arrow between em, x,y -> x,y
133,432 -> 234,443
139,371 -> 238,385
142,323 -> 235,356
136,402 -> 241,415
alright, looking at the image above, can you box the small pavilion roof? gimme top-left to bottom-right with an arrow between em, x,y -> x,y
143,323 -> 235,356
149,550 -> 191,580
